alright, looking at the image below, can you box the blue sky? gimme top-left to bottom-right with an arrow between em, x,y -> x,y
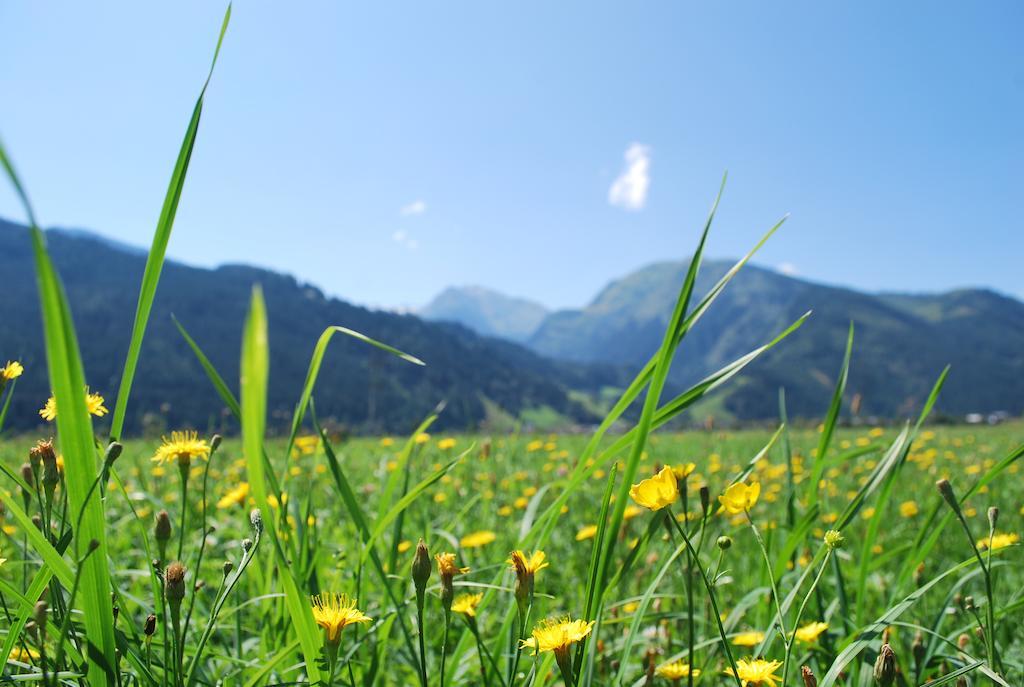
1,2 -> 1021,310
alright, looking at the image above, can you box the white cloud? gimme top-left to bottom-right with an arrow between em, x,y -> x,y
608,143 -> 651,211
400,200 -> 427,216
777,262 -> 799,276
392,229 -> 418,250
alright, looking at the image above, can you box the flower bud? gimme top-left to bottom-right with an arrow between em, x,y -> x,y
912,631 -> 925,667
873,643 -> 897,687
824,529 -> 844,549
144,613 -> 157,638
104,442 -> 123,466
164,562 -> 187,605
33,601 -> 48,634
250,508 -> 264,534
801,665 -> 817,687
717,535 -> 732,551
699,485 -> 710,515
242,538 -> 254,553
223,561 -> 234,577
412,539 -> 431,597
154,510 -> 172,561
935,479 -> 958,511
987,506 -> 999,530
211,434 -> 223,453
20,463 -> 34,489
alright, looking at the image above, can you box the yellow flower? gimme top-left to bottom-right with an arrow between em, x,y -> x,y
216,482 -> 250,509
380,437 -> 395,447
152,431 -> 211,465
978,532 -> 1019,551
39,388 -> 108,422
656,660 -> 701,681
719,481 -> 760,515
509,550 -> 549,576
629,466 -> 678,511
1,360 -> 24,381
437,437 -> 457,450
8,646 -> 40,662
731,631 -> 765,647
899,500 -> 919,518
451,592 -> 483,617
460,530 -> 496,549
672,463 -> 696,480
794,621 -> 828,644
415,432 -> 430,445
310,593 -> 371,643
575,524 -> 598,541
435,552 -> 469,579
523,616 -> 594,658
725,657 -> 783,686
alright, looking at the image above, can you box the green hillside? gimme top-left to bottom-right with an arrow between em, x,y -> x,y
0,219 -> 618,434
527,260 -> 1024,420
420,285 -> 549,342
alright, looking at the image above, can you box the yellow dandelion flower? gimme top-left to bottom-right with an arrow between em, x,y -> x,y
725,658 -> 783,686
978,532 -> 1019,551
1,360 -> 24,381
899,500 -> 919,518
523,616 -> 594,658
451,592 -> 483,617
460,530 -> 496,549
310,593 -> 371,642
415,432 -> 430,445
731,631 -> 765,647
656,660 -> 701,681
719,481 -> 760,515
575,524 -> 598,541
216,482 -> 250,509
380,437 -> 395,447
435,552 -> 469,579
152,431 -> 211,465
794,621 -> 828,644
672,462 -> 696,480
629,466 -> 678,511
39,388 -> 108,422
437,437 -> 457,450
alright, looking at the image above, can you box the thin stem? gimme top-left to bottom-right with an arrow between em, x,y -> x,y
665,509 -> 743,687
440,611 -> 451,687
745,511 -> 788,640
780,548 -> 832,687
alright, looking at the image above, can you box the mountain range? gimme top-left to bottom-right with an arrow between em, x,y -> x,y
3,216 -> 1021,436
0,219 -> 623,435
422,262 -> 1024,421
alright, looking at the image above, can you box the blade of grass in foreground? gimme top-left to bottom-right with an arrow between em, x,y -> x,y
240,286 -> 323,683
1,137 -> 118,687
108,4 -> 231,441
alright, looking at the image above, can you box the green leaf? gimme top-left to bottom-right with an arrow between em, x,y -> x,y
240,286 -> 323,683
109,4 -> 231,441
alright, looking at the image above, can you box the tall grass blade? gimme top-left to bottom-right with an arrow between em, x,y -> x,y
240,285 -> 323,682
109,4 -> 231,441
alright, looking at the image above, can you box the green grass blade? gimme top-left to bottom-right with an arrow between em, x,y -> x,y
109,4 -> 231,441
285,324 -> 424,462
240,285 -> 323,683
2,137 -> 118,686
806,322 -> 854,509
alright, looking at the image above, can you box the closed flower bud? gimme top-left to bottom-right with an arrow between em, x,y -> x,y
104,442 -> 123,466
154,510 -> 172,561
912,632 -> 925,666
987,506 -> 999,530
935,479 -> 958,511
164,562 -> 187,604
211,434 -> 223,453
801,665 -> 817,687
144,613 -> 157,637
699,485 -> 710,515
957,633 -> 970,650
412,539 -> 431,597
223,561 -> 234,577
250,508 -> 263,534
717,535 -> 732,551
873,643 -> 897,687
33,601 -> 48,633
20,463 -> 34,489
242,538 -> 254,553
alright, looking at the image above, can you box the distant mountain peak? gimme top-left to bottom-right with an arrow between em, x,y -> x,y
420,285 -> 549,342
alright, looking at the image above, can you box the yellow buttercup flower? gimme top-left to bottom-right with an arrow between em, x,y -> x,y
656,660 -> 700,681
725,657 -> 783,686
629,466 -> 678,511
731,630 -> 765,647
978,532 -> 1019,551
152,431 -> 211,465
310,593 -> 371,643
672,463 -> 696,480
1,360 -> 24,381
216,482 -> 250,509
899,500 -> 919,518
437,437 -> 457,450
575,524 -> 598,541
39,388 -> 108,422
719,481 -> 761,514
451,592 -> 483,617
460,530 -> 496,549
794,621 -> 828,643
523,616 -> 594,659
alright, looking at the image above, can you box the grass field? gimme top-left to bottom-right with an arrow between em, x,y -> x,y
1,7 -> 1022,686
